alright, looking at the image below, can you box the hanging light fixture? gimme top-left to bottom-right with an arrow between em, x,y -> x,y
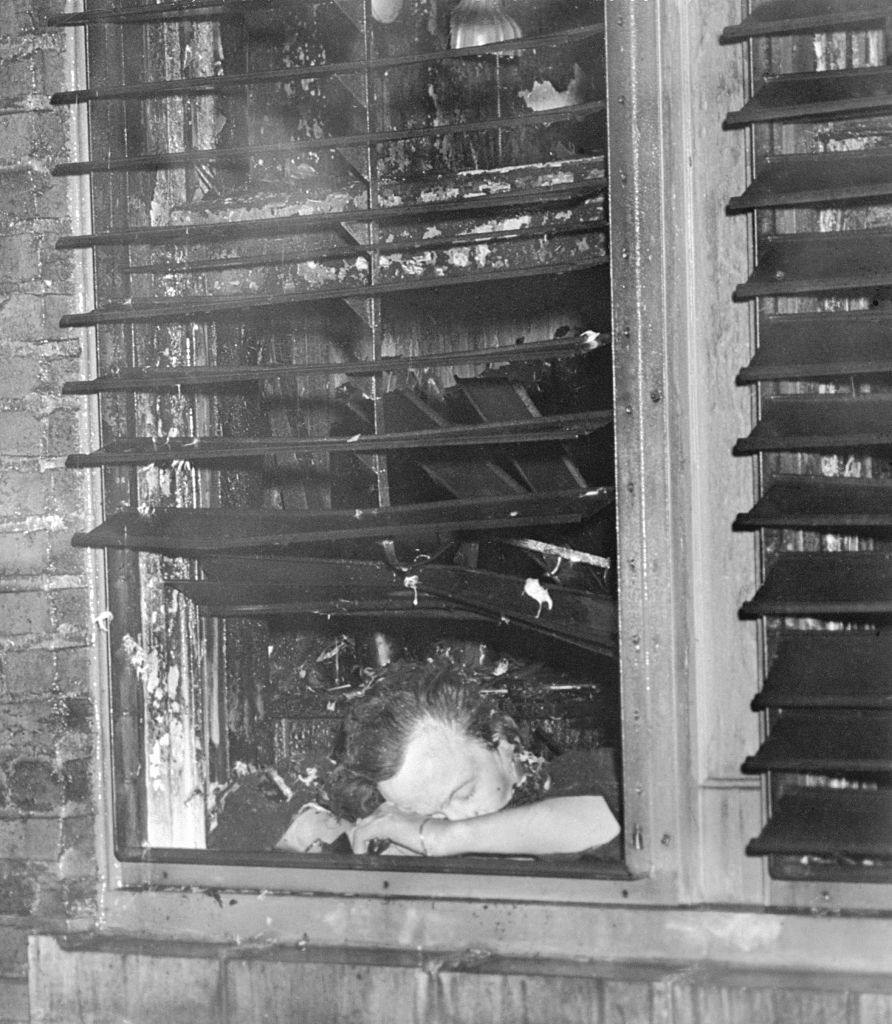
449,0 -> 521,49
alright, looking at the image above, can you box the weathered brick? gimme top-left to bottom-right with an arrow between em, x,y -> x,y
0,468 -> 49,516
6,758 -> 62,812
0,860 -> 38,916
0,0 -> 65,37
0,109 -> 69,166
0,924 -> 29,977
0,591 -> 51,636
0,410 -> 41,456
42,407 -> 81,457
0,817 -> 60,862
0,353 -> 40,397
52,647 -> 93,694
0,976 -> 29,1023
50,588 -> 91,632
0,531 -> 48,575
0,293 -> 43,338
0,234 -> 41,285
48,530 -> 88,574
0,649 -> 55,697
60,758 -> 90,805
0,170 -> 38,223
60,814 -> 92,861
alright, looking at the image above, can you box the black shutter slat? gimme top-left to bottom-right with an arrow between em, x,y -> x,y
65,411 -> 613,469
47,1 -> 266,27
49,26 -> 604,106
734,394 -> 892,454
745,788 -> 892,859
733,230 -> 892,299
55,178 -> 606,251
727,151 -> 892,211
50,102 -> 606,178
59,257 -> 609,329
740,552 -> 892,618
733,475 -> 892,531
720,0 -> 890,44
69,489 -> 615,555
754,632 -> 892,710
61,335 -> 607,396
741,710 -> 892,774
724,67 -> 892,127
737,312 -> 892,382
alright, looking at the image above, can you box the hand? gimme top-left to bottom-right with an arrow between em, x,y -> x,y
350,802 -> 431,855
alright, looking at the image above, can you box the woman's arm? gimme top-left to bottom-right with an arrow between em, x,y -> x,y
350,795 -> 620,856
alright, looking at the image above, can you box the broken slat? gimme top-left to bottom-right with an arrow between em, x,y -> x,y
449,377 -> 587,492
59,257 -> 609,329
740,551 -> 892,618
720,0 -> 891,44
61,334 -> 610,396
382,389 -> 527,499
69,488 -> 614,555
47,1 -> 266,26
733,394 -> 892,454
733,475 -> 892,531
724,66 -> 892,128
50,25 -> 604,104
56,180 -> 605,251
65,410 -> 613,469
741,709 -> 892,774
51,101 -> 605,178
745,787 -> 892,859
727,150 -> 892,211
737,311 -> 892,382
754,631 -> 892,710
417,564 -> 616,657
733,229 -> 892,299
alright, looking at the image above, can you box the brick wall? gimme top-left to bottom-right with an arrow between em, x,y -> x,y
0,2 -> 98,1021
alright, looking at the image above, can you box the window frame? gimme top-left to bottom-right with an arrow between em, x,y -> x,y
68,0 -> 764,915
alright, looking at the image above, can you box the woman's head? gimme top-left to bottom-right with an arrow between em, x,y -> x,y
326,660 -> 522,821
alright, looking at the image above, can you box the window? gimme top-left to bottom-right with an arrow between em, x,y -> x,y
721,2 -> 892,885
57,0 -> 640,886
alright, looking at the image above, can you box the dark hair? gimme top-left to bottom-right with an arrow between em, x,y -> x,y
325,659 -> 519,821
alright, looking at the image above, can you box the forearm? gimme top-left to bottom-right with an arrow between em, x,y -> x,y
422,796 -> 620,857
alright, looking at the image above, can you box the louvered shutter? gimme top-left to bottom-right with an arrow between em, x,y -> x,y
52,1 -> 618,851
722,0 -> 892,883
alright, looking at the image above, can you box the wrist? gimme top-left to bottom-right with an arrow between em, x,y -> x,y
418,815 -> 451,856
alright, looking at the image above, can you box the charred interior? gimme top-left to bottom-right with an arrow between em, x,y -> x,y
60,0 -> 621,866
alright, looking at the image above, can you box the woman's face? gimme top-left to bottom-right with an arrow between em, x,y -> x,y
377,718 -> 520,820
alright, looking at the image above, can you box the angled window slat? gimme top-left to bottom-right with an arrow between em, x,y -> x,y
740,551 -> 892,618
719,0 -> 890,44
724,66 -> 892,127
65,411 -> 613,469
54,177 -> 605,250
61,334 -> 609,396
733,475 -> 892,532
69,489 -> 615,555
47,1 -> 267,26
727,150 -> 892,211
737,312 -> 892,382
733,229 -> 892,299
753,632 -> 892,711
745,788 -> 892,860
49,25 -> 604,105
734,394 -> 892,454
50,102 -> 605,178
741,710 -> 892,774
59,256 -> 609,329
